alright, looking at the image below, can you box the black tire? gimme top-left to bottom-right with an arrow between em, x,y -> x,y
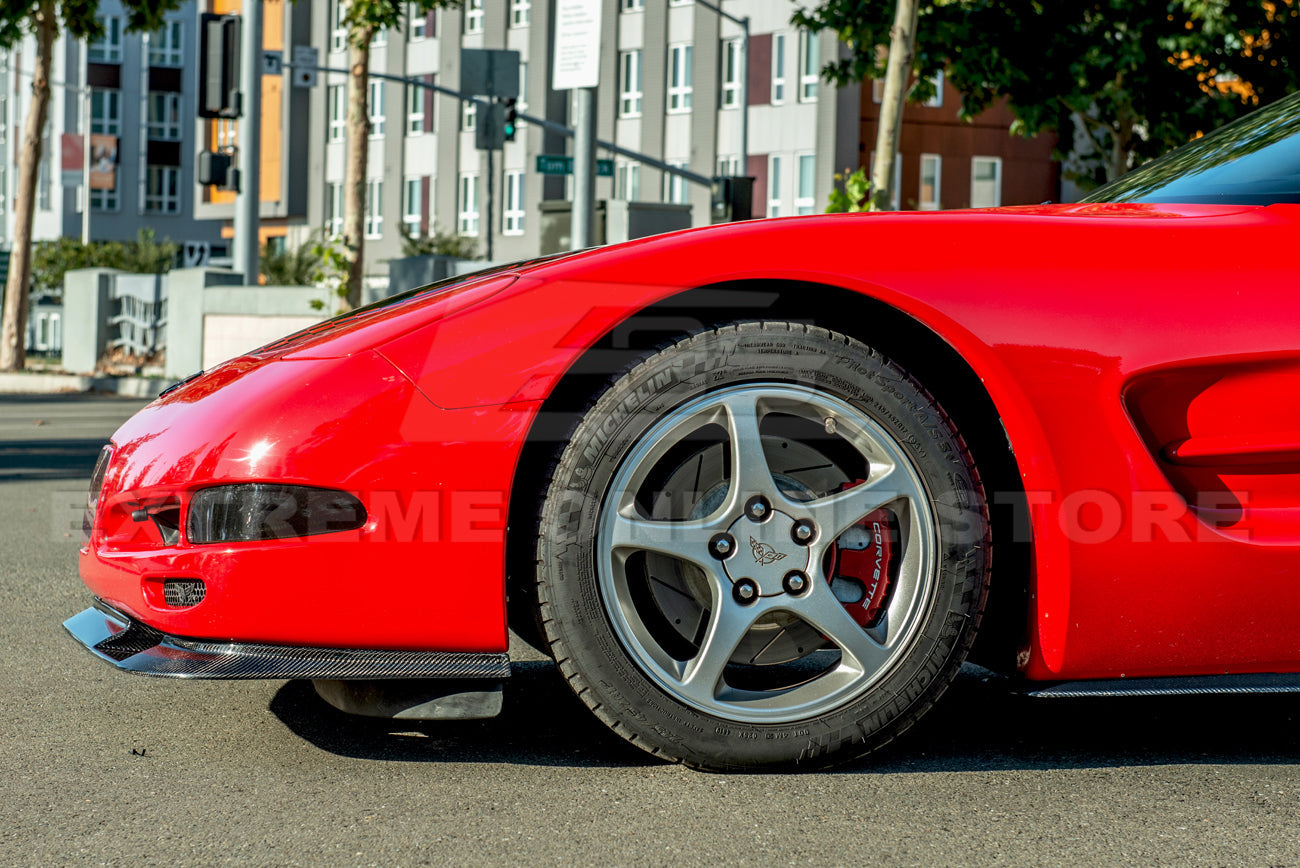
536,322 -> 989,770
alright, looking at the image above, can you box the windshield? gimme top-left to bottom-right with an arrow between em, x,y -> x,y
1084,90 -> 1300,205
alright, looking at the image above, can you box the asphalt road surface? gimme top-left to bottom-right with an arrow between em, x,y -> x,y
3,394 -> 1299,866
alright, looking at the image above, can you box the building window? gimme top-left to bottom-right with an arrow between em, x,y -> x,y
796,153 -> 816,215
328,85 -> 345,142
365,179 -> 384,238
622,0 -> 644,9
149,20 -> 183,67
368,81 -> 385,137
331,0 -> 347,52
924,70 -> 944,108
403,177 -> 422,235
663,161 -> 687,204
147,92 -> 182,141
465,0 -> 484,34
0,94 -> 6,145
504,171 -> 525,235
91,187 -> 118,212
407,83 -> 424,134
767,154 -> 782,217
91,89 -> 121,136
619,50 -> 642,117
716,155 -> 739,177
919,154 -> 941,210
771,34 -> 786,105
409,3 -> 427,40
970,156 -> 1002,208
145,166 -> 180,214
511,0 -> 530,27
89,16 -> 123,63
325,181 -> 343,236
462,100 -> 476,132
721,39 -> 741,109
668,44 -> 692,113
0,166 -> 6,214
799,31 -> 819,102
458,173 -> 479,235
371,28 -> 387,47
615,161 -> 640,201
518,62 -> 528,110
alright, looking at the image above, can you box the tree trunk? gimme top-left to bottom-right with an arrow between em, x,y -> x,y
869,0 -> 919,212
342,27 -> 375,312
1108,115 -> 1133,182
0,2 -> 58,371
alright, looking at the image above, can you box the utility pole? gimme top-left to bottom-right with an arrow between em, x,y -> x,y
80,39 -> 90,244
234,0 -> 262,282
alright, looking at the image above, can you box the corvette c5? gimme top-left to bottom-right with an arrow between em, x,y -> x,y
66,92 -> 1300,770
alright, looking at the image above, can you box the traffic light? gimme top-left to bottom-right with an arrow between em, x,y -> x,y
198,13 -> 242,119
503,98 -> 518,142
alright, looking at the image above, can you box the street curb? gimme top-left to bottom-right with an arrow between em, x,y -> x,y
0,373 -> 170,398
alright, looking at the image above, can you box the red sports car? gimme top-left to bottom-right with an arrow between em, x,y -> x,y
66,92 -> 1300,770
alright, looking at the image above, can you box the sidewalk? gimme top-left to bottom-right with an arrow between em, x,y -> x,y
0,372 -> 170,398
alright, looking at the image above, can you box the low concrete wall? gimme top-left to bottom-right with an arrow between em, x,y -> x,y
165,269 -> 330,378
62,268 -> 121,374
0,373 -> 170,397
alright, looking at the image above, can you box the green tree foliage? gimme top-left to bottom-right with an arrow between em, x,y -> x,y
337,1 -> 462,312
260,236 -> 322,287
825,167 -> 873,213
0,0 -> 181,371
793,0 -> 1300,188
399,226 -> 480,260
31,230 -> 179,296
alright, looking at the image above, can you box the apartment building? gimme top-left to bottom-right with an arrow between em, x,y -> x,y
0,1 -> 226,258
297,0 -> 857,270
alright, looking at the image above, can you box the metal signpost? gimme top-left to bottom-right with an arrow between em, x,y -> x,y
235,1 -> 262,285
552,0 -> 603,250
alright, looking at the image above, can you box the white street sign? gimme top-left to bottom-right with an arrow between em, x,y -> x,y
552,0 -> 602,91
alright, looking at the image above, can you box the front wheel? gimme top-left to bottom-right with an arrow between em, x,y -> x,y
536,322 -> 989,770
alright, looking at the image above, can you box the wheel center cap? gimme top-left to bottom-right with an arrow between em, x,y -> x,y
724,510 -> 810,596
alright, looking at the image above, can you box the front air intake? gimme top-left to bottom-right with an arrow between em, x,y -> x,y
163,579 -> 207,608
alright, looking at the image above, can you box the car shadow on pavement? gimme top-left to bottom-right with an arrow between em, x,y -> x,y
0,438 -> 106,482
859,668 -> 1300,775
271,661 -> 1300,771
269,660 -> 658,768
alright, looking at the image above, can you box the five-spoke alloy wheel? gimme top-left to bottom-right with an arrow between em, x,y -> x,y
537,323 -> 989,770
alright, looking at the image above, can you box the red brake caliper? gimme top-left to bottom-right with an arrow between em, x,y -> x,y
827,480 -> 897,627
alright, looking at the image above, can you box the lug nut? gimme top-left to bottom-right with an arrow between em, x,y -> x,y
744,495 -> 772,523
782,570 -> 810,596
732,579 -> 759,604
709,532 -> 736,560
791,519 -> 816,545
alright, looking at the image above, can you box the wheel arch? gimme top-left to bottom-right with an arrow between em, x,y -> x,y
505,279 -> 1032,674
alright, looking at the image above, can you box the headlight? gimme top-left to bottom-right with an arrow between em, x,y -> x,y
187,484 -> 366,544
82,446 -> 113,545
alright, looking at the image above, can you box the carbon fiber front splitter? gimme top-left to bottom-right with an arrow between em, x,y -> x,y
63,600 -> 512,681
